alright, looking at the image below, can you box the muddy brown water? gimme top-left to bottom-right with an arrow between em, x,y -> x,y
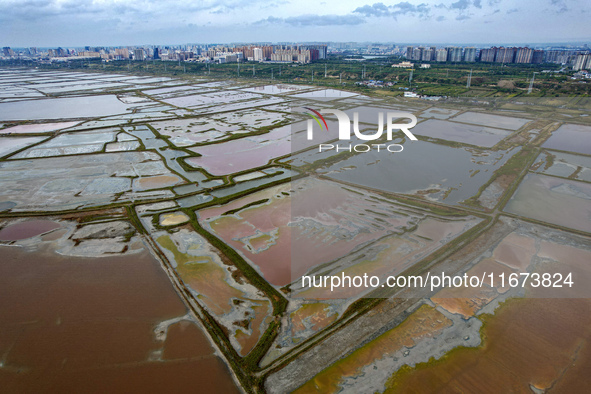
387,298 -> 591,393
0,220 -> 62,241
0,243 -> 239,393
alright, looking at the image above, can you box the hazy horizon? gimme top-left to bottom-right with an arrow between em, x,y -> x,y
0,0 -> 589,47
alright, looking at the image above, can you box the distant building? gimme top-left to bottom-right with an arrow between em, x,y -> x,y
480,47 -> 497,62
412,47 -> 422,61
253,47 -> 263,62
77,51 -> 101,58
133,49 -> 144,61
463,47 -> 476,62
421,48 -> 434,61
446,47 -> 463,62
215,53 -> 238,63
114,48 -> 129,60
436,48 -> 448,62
153,48 -> 159,60
573,53 -> 591,71
305,45 -> 327,59
406,46 -> 413,59
515,47 -> 533,63
392,61 -> 413,68
495,47 -> 516,63
532,50 -> 544,64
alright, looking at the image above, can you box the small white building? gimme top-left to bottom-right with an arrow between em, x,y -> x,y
392,61 -> 413,68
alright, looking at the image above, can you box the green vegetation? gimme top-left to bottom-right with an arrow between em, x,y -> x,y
222,198 -> 270,216
4,55 -> 588,99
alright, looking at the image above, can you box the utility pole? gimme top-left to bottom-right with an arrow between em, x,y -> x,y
363,64 -> 366,79
252,64 -> 255,77
271,68 -> 273,80
528,72 -> 538,94
409,69 -> 413,87
339,72 -> 342,84
466,69 -> 472,89
312,70 -> 314,82
280,65 -> 282,76
237,61 -> 240,77
325,63 -> 327,78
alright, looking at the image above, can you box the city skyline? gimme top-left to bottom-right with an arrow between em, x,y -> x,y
0,0 -> 589,47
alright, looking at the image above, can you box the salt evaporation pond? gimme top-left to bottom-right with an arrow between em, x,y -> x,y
0,220 -> 61,241
542,124 -> 591,155
0,95 -> 133,121
319,141 -> 518,205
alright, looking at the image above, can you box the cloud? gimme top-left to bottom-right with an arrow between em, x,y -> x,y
550,0 -> 568,13
0,0 -> 268,21
258,14 -> 366,26
353,2 -> 391,17
436,0 -> 484,11
456,14 -> 471,20
506,8 -> 518,13
449,0 -> 471,10
436,15 -> 446,21
353,2 -> 431,18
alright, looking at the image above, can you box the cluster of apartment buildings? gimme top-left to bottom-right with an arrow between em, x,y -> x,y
1,44 -> 328,65
405,45 -> 590,69
406,46 -> 476,62
207,44 -> 327,64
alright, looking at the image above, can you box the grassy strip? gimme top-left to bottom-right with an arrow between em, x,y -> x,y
223,199 -> 270,216
140,233 -> 256,393
184,209 -> 288,374
461,145 -> 538,210
371,193 -> 477,217
184,209 -> 287,313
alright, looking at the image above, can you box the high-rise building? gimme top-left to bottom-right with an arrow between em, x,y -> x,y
515,47 -> 534,63
421,48 -> 434,61
463,47 -> 476,62
412,47 -> 423,61
532,50 -> 544,64
573,53 -> 591,71
480,47 -> 497,62
253,47 -> 263,62
153,48 -> 159,60
495,47 -> 516,63
261,46 -> 273,60
133,49 -> 145,61
114,48 -> 129,60
305,45 -> 327,59
436,48 -> 448,62
406,46 -> 413,59
446,47 -> 462,62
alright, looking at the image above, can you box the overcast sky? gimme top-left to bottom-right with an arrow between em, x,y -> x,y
0,0 -> 588,47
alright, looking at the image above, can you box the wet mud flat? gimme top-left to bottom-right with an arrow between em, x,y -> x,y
386,298 -> 591,393
0,228 -> 239,393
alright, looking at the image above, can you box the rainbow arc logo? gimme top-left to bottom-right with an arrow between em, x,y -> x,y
304,107 -> 328,131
